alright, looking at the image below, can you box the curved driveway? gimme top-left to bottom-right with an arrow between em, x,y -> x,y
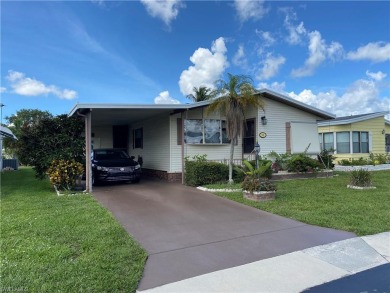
93,178 -> 355,291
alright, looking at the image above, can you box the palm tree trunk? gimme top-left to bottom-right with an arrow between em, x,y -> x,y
229,139 -> 234,184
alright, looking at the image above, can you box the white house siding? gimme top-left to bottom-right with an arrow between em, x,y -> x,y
253,98 -> 324,155
169,108 -> 243,172
130,114 -> 170,172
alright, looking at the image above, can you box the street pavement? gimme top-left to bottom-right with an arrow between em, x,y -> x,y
139,232 -> 389,293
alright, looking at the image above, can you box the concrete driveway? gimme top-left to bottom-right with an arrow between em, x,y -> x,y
93,178 -> 355,291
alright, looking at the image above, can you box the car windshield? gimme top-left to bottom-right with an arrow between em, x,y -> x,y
94,150 -> 130,160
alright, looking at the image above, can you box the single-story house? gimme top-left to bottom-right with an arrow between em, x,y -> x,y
0,125 -> 18,170
317,111 -> 390,163
69,89 -> 335,191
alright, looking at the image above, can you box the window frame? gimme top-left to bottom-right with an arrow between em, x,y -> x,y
184,118 -> 231,145
352,131 -> 369,153
336,131 -> 350,154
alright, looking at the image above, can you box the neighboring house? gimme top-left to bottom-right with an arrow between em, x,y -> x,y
69,89 -> 334,187
317,112 -> 389,163
0,125 -> 17,170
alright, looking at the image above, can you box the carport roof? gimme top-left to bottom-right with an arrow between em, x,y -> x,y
68,88 -> 335,126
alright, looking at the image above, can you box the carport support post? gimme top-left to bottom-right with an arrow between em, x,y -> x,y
85,110 -> 92,193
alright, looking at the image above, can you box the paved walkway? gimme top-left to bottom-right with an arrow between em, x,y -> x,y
93,178 -> 355,290
140,232 -> 389,293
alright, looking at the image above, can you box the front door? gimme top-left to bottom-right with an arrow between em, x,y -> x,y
113,125 -> 129,149
243,119 -> 255,153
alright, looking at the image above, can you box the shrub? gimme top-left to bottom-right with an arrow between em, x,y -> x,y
369,153 -> 390,165
184,155 -> 229,186
46,159 -> 84,191
349,169 -> 372,187
317,149 -> 335,169
241,160 -> 276,193
246,159 -> 273,179
233,165 -> 246,182
339,157 -> 370,166
287,153 -> 322,173
267,151 -> 291,171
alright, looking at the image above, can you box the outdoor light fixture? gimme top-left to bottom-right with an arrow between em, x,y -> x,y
382,129 -> 385,135
261,116 -> 268,125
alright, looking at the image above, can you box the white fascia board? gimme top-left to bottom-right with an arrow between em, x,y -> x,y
318,111 -> 389,126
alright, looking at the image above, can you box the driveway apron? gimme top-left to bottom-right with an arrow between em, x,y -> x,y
92,178 -> 355,291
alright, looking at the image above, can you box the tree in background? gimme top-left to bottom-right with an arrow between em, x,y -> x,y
16,114 -> 85,179
186,86 -> 216,102
3,109 -> 53,159
206,73 -> 264,183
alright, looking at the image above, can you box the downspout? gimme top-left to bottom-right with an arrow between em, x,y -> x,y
77,109 -> 92,193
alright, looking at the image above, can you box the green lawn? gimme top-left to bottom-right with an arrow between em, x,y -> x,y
212,171 -> 390,236
0,167 -> 147,293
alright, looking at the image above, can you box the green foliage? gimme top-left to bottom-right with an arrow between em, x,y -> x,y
184,155 -> 245,186
3,109 -> 53,159
339,157 -> 370,166
16,114 -> 85,179
286,153 -> 322,173
349,169 -> 373,187
241,160 -> 276,193
186,86 -> 217,102
46,159 -> 84,191
317,149 -> 335,169
339,153 -> 390,166
241,177 -> 276,193
267,151 -> 292,171
369,153 -> 390,165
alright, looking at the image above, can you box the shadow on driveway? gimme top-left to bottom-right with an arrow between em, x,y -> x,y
93,177 -> 355,291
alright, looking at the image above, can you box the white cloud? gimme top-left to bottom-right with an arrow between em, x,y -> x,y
179,37 -> 229,96
347,42 -> 390,63
234,0 -> 268,22
288,78 -> 389,117
233,45 -> 247,69
257,30 -> 276,47
6,70 -> 77,100
366,70 -> 387,81
291,31 -> 343,77
257,53 -> 286,80
0,87 -> 6,93
141,0 -> 184,26
258,81 -> 286,92
154,91 -> 180,104
282,7 -> 306,45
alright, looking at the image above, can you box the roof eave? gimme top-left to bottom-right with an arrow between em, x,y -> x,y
318,111 -> 389,126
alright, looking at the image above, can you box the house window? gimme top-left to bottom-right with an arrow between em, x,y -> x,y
336,132 -> 350,153
319,132 -> 334,151
353,131 -> 369,153
184,119 -> 230,144
133,128 -> 143,149
243,119 -> 255,153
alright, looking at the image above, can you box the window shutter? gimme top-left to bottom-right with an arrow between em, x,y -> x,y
177,118 -> 182,145
369,131 -> 373,152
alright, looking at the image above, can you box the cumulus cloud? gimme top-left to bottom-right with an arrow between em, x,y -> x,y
347,42 -> 390,63
154,91 -> 180,104
179,37 -> 229,96
141,0 -> 184,26
234,0 -> 268,22
257,53 -> 286,80
366,70 -> 387,81
6,70 -> 77,100
288,78 -> 389,117
291,31 -> 343,77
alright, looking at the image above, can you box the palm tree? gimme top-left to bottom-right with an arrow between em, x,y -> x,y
186,86 -> 216,102
206,73 -> 264,184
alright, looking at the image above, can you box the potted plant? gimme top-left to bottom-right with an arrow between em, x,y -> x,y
241,160 -> 276,202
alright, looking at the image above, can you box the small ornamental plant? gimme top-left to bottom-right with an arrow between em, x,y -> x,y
349,169 -> 373,188
241,160 -> 276,193
47,159 -> 84,191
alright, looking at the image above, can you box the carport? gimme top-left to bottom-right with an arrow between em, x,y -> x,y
69,103 -> 204,192
92,178 -> 355,291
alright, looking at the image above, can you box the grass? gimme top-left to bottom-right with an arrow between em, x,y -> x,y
0,167 -> 147,293
212,171 -> 390,236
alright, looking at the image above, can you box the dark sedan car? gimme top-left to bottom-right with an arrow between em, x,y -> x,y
92,148 -> 141,185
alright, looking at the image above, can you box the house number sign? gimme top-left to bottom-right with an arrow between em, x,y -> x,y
259,132 -> 267,138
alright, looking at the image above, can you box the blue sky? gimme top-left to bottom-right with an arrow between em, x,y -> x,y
1,1 -> 389,121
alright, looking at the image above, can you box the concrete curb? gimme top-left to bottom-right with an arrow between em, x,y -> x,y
139,232 -> 389,293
